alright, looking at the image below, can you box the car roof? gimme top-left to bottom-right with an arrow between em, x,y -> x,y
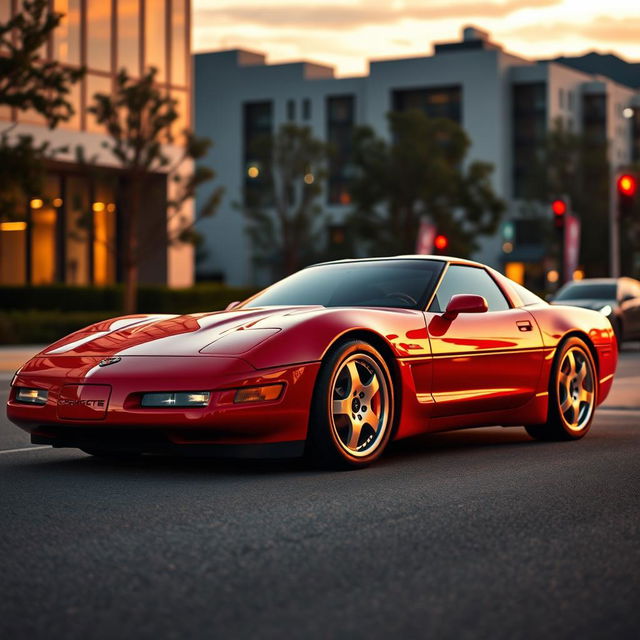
310,254 -> 484,268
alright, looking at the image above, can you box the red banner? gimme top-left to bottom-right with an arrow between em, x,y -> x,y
564,214 -> 581,282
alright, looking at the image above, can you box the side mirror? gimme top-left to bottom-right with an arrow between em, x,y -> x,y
443,294 -> 488,319
225,301 -> 241,311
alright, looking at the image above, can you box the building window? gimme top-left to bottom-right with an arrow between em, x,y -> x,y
512,82 -> 547,199
632,108 -> 640,163
65,175 -> 90,284
117,0 -> 141,77
0,216 -> 27,285
568,90 -> 574,111
392,86 -> 462,123
243,101 -> 273,205
558,88 -> 564,109
86,74 -> 113,132
171,0 -> 188,86
53,0 -> 81,66
86,0 -> 112,72
326,95 -> 355,205
145,0 -> 166,82
302,98 -> 311,120
286,99 -> 296,121
583,94 -> 607,145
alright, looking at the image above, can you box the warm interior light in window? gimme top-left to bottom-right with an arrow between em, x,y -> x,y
304,173 -> 314,184
53,198 -> 63,207
247,166 -> 260,178
0,221 -> 27,231
30,198 -> 43,209
573,269 -> 584,281
92,201 -> 105,212
106,203 -> 116,213
547,270 -> 559,283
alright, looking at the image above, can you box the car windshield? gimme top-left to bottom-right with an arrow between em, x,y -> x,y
555,283 -> 617,301
242,259 -> 445,310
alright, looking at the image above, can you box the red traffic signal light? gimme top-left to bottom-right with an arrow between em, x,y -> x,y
551,199 -> 567,216
617,174 -> 637,197
434,234 -> 448,251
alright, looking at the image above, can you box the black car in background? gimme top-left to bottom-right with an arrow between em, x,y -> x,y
552,277 -> 640,344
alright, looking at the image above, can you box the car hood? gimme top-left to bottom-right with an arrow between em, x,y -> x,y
551,298 -> 617,312
38,306 -> 325,358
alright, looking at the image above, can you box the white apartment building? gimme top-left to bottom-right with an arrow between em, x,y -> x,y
195,26 -> 640,289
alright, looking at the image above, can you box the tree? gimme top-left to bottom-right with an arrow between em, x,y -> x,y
89,68 -> 222,314
520,117 -> 610,277
348,110 -> 504,257
0,0 -> 84,219
242,123 -> 330,280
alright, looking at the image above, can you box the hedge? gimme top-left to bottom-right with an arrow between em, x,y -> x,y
0,284 -> 259,344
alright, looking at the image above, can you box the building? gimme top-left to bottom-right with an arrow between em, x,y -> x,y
0,0 -> 193,288
195,26 -> 640,289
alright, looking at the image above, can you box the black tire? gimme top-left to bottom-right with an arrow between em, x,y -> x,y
525,336 -> 597,442
306,340 -> 395,469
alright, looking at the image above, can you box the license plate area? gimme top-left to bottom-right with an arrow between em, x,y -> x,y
57,385 -> 111,420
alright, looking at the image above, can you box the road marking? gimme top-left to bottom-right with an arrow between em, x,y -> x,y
0,445 -> 51,456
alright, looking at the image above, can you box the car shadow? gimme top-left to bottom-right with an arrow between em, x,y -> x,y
13,426 -> 540,479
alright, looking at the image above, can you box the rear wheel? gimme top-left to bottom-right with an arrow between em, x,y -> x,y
525,337 -> 597,441
307,340 -> 395,469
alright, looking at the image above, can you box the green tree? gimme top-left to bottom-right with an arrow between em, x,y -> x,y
0,0 -> 84,219
89,68 -> 222,314
348,110 -> 504,257
242,123 -> 330,279
520,117 -> 610,277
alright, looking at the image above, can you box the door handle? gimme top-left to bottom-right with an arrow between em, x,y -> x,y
517,320 -> 533,332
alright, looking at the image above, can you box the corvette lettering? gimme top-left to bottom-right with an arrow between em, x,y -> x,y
58,399 -> 105,407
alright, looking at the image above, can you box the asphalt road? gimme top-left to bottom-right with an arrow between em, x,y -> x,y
1,353 -> 638,639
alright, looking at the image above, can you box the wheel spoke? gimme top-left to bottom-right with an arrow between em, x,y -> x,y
332,398 -> 351,415
347,421 -> 364,449
560,393 -> 572,413
576,359 -> 587,385
362,408 -> 381,433
565,350 -> 577,376
346,361 -> 362,391
579,387 -> 592,405
558,370 -> 570,387
363,374 -> 380,398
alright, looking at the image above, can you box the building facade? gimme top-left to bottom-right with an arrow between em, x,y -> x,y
0,0 -> 193,287
195,27 -> 640,289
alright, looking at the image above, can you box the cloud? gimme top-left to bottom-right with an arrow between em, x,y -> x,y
195,0 -> 562,31
507,15 -> 640,45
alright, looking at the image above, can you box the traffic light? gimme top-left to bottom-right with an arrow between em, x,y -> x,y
551,198 -> 568,229
434,234 -> 448,253
617,173 -> 638,219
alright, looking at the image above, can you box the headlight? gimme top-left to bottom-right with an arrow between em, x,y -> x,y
15,388 -> 48,405
598,304 -> 612,316
234,384 -> 284,404
141,391 -> 211,408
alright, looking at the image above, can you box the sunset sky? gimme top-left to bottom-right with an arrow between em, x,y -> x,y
193,0 -> 640,76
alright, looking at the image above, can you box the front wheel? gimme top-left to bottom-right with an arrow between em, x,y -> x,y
307,340 -> 395,469
525,337 -> 597,441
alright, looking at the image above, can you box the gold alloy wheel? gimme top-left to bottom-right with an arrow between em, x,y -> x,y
329,353 -> 390,458
557,346 -> 596,432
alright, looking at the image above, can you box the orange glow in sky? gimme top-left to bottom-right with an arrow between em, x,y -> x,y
193,0 -> 640,77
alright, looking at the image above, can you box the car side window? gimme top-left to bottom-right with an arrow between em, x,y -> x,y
429,265 -> 511,312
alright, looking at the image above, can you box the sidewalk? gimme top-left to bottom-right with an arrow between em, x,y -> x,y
1,344 -> 638,409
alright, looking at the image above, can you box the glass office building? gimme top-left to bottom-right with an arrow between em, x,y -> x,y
0,0 -> 191,286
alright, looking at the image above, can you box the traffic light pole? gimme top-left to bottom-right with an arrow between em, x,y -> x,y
609,171 -> 620,278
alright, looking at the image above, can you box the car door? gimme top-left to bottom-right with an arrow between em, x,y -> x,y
426,264 -> 545,418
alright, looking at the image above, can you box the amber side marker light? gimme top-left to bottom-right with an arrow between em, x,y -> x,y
234,384 -> 284,404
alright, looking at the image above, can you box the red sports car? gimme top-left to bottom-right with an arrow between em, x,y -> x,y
7,256 -> 617,468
